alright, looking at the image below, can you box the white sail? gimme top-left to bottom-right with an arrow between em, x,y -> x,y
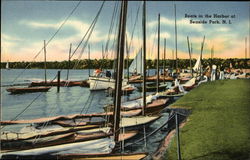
6,61 -> 9,69
129,48 -> 143,74
192,55 -> 201,72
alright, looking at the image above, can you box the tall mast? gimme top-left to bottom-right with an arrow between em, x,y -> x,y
125,34 -> 129,83
200,36 -> 205,76
210,45 -> 214,68
44,40 -> 47,84
163,38 -> 166,84
245,37 -> 247,59
187,36 -> 193,77
174,4 -> 178,73
142,0 -> 146,116
66,43 -> 72,80
88,44 -> 90,77
157,13 -> 160,93
172,49 -> 174,69
113,0 -> 128,143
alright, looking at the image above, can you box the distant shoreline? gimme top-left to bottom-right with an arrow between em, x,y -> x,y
1,58 -> 250,69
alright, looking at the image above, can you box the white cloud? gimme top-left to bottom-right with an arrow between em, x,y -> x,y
217,27 -> 230,32
148,17 -> 204,31
1,33 -> 23,42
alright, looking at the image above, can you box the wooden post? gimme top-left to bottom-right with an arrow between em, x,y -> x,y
142,0 -> 146,116
157,13 -> 160,93
57,71 -> 60,93
113,0 -> 127,143
174,4 -> 178,73
176,113 -> 182,160
187,36 -> 193,77
44,40 -> 47,84
66,43 -> 72,81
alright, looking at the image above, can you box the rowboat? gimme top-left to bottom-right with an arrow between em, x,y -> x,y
29,80 -> 84,87
6,87 -> 51,94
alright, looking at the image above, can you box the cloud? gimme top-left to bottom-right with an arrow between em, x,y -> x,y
20,21 -> 59,29
217,27 -> 230,32
1,33 -> 23,42
148,16 -> 204,31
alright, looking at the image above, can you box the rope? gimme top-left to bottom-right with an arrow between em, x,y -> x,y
104,1 -> 119,59
0,92 -> 44,130
9,1 -> 81,86
114,112 -> 177,151
69,1 -> 105,60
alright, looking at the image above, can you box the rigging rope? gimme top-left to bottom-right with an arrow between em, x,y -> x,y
9,1 -> 82,86
2,1 -> 106,131
104,1 -> 119,59
114,112 -> 177,151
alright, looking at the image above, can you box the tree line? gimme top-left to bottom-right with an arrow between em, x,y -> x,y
1,58 -> 250,69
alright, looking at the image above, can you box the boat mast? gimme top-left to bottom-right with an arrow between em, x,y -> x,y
44,40 -> 47,84
210,45 -> 214,68
163,38 -> 166,84
126,34 -> 129,83
113,0 -> 128,143
245,37 -> 247,59
187,36 -> 193,77
200,36 -> 205,77
174,4 -> 178,73
66,43 -> 72,81
88,44 -> 90,77
142,0 -> 146,116
157,14 -> 160,93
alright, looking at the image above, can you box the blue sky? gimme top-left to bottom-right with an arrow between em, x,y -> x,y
1,1 -> 249,62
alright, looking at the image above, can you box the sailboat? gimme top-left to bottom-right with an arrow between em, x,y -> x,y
1,2 -> 153,159
6,61 -> 10,70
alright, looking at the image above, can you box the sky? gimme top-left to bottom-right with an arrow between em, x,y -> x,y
1,1 -> 249,62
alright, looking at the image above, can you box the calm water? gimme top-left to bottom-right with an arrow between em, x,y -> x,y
1,69 -> 173,159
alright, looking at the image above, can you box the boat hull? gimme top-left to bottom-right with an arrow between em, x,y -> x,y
6,87 -> 51,94
88,77 -> 127,91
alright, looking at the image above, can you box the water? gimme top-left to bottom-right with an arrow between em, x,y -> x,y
1,69 -> 174,159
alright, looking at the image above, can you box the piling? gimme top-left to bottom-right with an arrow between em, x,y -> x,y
57,71 -> 60,93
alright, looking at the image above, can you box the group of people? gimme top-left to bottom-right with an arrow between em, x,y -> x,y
93,69 -> 115,78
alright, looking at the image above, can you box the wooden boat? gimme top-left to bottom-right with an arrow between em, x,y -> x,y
1,109 -> 142,126
1,152 -> 148,160
29,80 -> 84,87
58,152 -> 148,160
104,96 -> 169,115
157,86 -> 185,98
146,75 -> 174,82
79,80 -> 90,87
106,86 -> 135,96
137,82 -> 168,92
1,128 -> 138,152
1,137 -> 115,156
6,87 -> 51,94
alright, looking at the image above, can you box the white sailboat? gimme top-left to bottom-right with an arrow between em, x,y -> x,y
6,61 -> 10,70
88,73 -> 128,91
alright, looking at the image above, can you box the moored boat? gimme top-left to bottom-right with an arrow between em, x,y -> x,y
6,87 -> 51,94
